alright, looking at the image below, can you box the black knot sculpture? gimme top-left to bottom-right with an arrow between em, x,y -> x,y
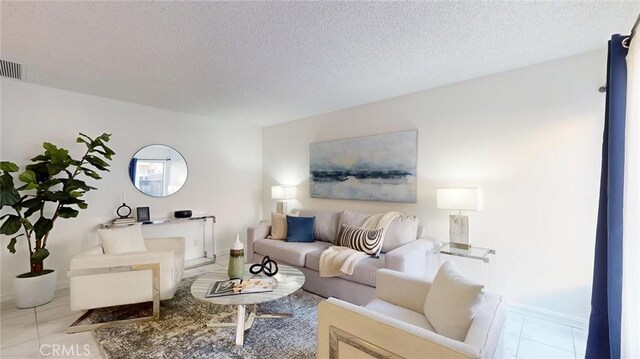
249,256 -> 278,277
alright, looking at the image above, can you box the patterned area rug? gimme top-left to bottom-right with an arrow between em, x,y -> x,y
86,276 -> 323,358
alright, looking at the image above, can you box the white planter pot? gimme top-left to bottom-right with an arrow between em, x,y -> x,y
14,270 -> 57,308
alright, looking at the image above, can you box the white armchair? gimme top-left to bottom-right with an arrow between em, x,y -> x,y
67,237 -> 185,332
317,268 -> 505,359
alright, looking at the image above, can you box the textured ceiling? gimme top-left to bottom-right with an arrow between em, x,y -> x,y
1,1 -> 638,127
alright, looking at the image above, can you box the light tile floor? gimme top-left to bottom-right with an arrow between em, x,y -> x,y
2,259 -> 587,359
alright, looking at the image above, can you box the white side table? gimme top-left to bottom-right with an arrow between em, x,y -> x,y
437,242 -> 496,289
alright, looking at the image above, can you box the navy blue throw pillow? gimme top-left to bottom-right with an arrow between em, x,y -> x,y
286,216 -> 315,242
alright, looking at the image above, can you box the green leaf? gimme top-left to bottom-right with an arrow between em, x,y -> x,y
25,163 -> 51,183
0,172 -> 15,190
24,206 -> 40,218
76,137 -> 90,145
43,178 -> 62,187
65,179 -> 93,191
82,169 -> 101,180
58,207 -> 79,218
18,170 -> 36,184
44,191 -> 70,202
30,248 -> 50,264
33,217 -> 53,240
0,215 -> 22,235
0,188 -> 20,208
16,182 -> 39,191
20,198 -> 42,209
7,234 -> 23,254
85,155 -> 110,171
0,161 -> 19,172
68,191 -> 83,198
30,155 -> 48,162
42,142 -> 70,165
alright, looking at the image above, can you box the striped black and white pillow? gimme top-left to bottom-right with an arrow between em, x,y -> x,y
337,224 -> 384,255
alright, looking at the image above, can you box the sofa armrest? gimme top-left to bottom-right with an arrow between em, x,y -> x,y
247,225 -> 271,262
69,250 -> 173,272
318,298 -> 480,359
385,238 -> 437,276
375,269 -> 432,314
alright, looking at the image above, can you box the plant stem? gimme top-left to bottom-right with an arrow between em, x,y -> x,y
41,146 -> 92,249
13,207 -> 33,255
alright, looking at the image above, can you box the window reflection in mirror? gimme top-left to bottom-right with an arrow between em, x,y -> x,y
129,145 -> 188,197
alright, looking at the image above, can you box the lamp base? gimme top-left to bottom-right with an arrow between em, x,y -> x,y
449,214 -> 470,249
276,201 -> 287,214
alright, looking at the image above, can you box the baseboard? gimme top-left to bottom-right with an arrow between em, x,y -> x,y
507,301 -> 588,329
1,280 -> 70,304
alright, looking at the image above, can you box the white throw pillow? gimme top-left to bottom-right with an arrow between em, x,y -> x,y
423,261 -> 484,341
98,223 -> 148,254
269,212 -> 287,240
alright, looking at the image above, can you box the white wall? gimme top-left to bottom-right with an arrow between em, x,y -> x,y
0,79 -> 263,299
262,50 -> 606,321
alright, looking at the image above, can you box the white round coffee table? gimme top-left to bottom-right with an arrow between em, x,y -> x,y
191,263 -> 305,345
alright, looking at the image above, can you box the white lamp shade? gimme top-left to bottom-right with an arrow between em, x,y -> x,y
271,185 -> 297,200
437,188 -> 483,211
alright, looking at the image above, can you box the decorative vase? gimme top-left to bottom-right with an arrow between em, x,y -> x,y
228,235 -> 245,279
14,270 -> 57,308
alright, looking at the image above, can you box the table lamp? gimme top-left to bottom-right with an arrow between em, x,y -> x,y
437,188 -> 483,249
271,185 -> 297,214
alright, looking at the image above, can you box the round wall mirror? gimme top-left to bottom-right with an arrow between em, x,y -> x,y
128,145 -> 188,197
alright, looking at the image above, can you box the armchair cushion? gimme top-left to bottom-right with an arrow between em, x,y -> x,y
424,261 -> 485,341
365,298 -> 435,331
98,224 -> 147,254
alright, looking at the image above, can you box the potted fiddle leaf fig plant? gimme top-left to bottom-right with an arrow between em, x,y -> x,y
0,133 -> 114,308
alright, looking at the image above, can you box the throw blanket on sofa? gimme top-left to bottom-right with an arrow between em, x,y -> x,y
319,211 -> 403,277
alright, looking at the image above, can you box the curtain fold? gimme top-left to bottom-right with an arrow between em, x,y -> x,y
128,158 -> 137,184
622,35 -> 640,359
586,34 -> 628,359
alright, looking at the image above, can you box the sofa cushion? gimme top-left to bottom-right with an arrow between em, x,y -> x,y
365,298 -> 435,332
296,209 -> 341,243
424,261 -> 485,341
306,249 -> 385,287
98,224 -> 148,254
269,212 -> 287,240
337,224 -> 384,255
381,216 -> 419,253
338,210 -> 373,229
253,238 -> 331,267
286,216 -> 315,242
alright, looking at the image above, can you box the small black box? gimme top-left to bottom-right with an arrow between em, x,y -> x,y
174,210 -> 192,218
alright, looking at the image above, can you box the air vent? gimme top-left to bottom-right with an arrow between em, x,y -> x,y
0,60 -> 22,80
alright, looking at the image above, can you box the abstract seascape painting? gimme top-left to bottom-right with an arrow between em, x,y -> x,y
310,130 -> 417,203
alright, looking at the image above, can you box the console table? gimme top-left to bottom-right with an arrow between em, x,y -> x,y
101,215 -> 216,269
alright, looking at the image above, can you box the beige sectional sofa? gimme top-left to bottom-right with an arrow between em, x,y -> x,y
247,209 -> 438,305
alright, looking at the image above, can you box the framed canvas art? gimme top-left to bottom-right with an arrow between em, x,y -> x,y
310,130 -> 417,203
